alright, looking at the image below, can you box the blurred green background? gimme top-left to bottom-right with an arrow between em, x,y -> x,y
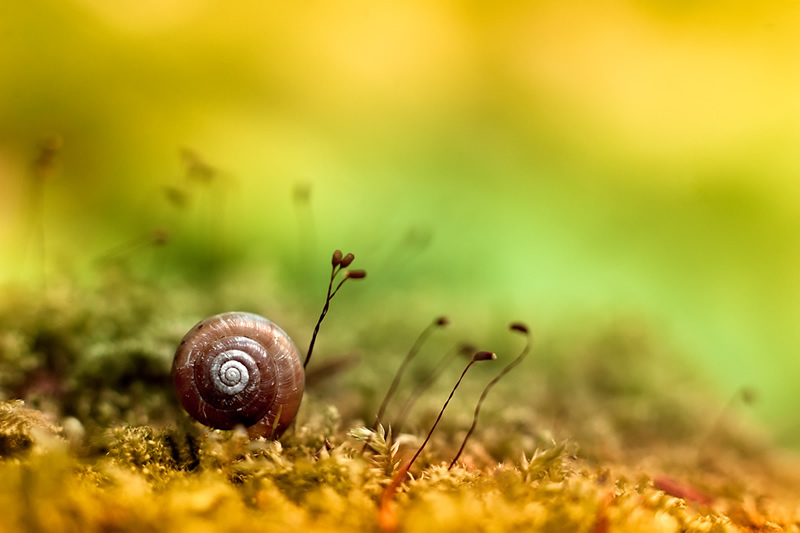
2,1 -> 800,444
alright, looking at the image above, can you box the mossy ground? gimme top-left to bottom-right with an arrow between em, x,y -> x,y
1,274 -> 799,532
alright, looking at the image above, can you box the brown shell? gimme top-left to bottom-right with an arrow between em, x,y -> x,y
172,312 -> 304,438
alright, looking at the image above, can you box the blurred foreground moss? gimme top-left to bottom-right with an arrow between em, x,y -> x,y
1,276 -> 799,532
1,412 -> 798,532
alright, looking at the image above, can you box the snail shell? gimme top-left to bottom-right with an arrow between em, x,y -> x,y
172,312 -> 304,438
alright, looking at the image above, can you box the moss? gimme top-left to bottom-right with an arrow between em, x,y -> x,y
0,400 -> 62,457
0,414 -> 798,532
0,278 -> 799,532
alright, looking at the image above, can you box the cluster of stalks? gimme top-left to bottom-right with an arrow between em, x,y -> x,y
362,319 -> 532,533
364,317 -> 533,477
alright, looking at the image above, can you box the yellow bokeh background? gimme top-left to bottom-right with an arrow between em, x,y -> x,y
3,1 -> 800,443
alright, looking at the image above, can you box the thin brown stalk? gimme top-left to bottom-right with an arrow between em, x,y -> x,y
449,322 -> 531,470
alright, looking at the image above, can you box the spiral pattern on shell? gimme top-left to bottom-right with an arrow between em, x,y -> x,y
172,312 -> 305,438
